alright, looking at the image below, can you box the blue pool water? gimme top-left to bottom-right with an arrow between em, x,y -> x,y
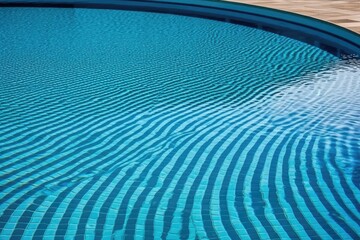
0,6 -> 360,239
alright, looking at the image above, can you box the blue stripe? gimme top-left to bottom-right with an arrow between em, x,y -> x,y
272,132 -> 319,238
294,134 -> 341,238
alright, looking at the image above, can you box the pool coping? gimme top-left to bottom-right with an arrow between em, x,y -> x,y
1,0 -> 359,56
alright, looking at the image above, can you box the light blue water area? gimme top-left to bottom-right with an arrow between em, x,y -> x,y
0,7 -> 360,239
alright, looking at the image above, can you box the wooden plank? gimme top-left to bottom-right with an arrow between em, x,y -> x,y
226,0 -> 360,34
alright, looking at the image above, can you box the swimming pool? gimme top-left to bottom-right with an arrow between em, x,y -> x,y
0,1 -> 359,239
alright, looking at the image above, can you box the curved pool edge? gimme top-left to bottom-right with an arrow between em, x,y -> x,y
1,0 -> 360,57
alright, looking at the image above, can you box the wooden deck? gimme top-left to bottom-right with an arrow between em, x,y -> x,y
226,0 -> 360,34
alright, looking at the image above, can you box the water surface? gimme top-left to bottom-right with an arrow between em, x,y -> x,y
1,7 -> 360,239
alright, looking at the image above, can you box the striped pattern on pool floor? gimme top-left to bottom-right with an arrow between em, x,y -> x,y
1,7 -> 360,239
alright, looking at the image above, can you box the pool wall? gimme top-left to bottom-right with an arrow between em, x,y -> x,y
1,0 -> 360,57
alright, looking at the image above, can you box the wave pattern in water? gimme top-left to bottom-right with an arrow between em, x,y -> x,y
0,7 -> 360,239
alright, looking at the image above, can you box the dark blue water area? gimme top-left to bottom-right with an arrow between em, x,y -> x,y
0,7 -> 359,239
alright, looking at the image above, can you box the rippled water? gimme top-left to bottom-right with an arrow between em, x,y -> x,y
0,7 -> 360,239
